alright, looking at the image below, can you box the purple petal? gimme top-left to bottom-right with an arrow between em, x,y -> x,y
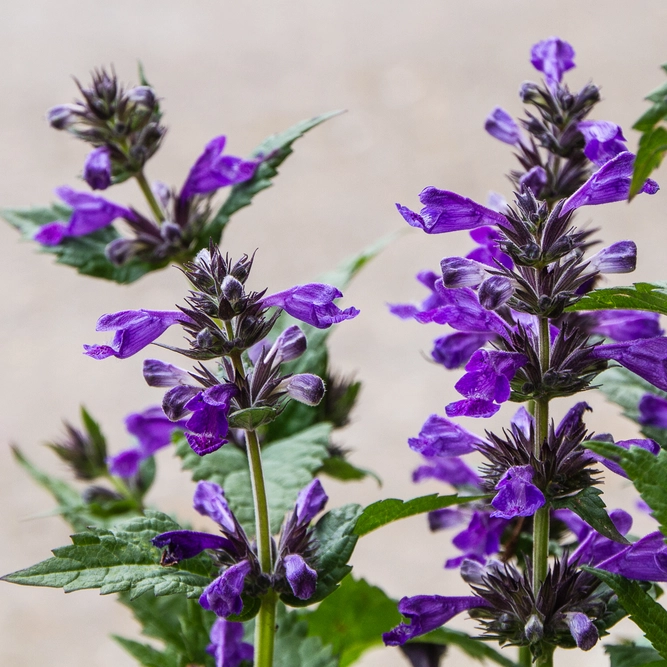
590,310 -> 662,342
408,414 -> 483,457
107,449 -> 143,478
283,553 -> 317,599
295,479 -> 328,525
446,399 -> 500,419
152,530 -> 235,564
566,613 -> 598,651
54,186 -> 131,236
427,508 -> 466,531
431,332 -> 493,369
440,256 -> 487,289
383,595 -> 491,646
193,480 -> 237,533
278,373 -> 325,406
592,337 -> 667,391
485,107 -> 521,145
578,120 -> 627,166
640,393 -> 667,428
207,619 -> 254,667
125,406 -> 185,456
490,465 -> 545,519
587,241 -> 636,274
162,385 -> 201,420
33,221 -> 68,245
530,37 -> 575,85
597,532 -> 667,581
143,359 -> 192,387
519,166 -> 547,198
450,511 -> 507,562
588,437 -> 659,478
83,146 -> 112,190
199,560 -> 252,618
510,406 -> 534,439
266,325 -> 307,365
477,276 -> 513,311
186,431 -> 229,456
413,458 -> 482,489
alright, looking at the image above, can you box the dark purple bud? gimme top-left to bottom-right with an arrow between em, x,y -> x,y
399,643 -> 447,667
565,614 -> 598,651
193,481 -> 237,533
83,146 -> 112,190
591,337 -> 667,391
383,595 -> 491,646
478,276 -> 513,310
578,120 -> 627,166
459,558 -> 486,585
530,37 -> 575,85
105,238 -> 138,266
220,275 -> 244,305
143,359 -> 192,387
295,479 -> 328,525
408,414 -> 483,457
562,152 -> 659,215
484,107 -> 521,145
125,85 -> 156,109
283,553 -> 317,599
490,465 -> 545,519
162,385 -> 201,421
207,619 -> 254,667
431,332 -> 493,369
413,458 -> 482,490
83,310 -> 187,360
427,508 -> 466,532
519,166 -> 547,198
152,530 -> 234,564
47,103 -> 83,129
265,325 -> 307,366
277,373 -> 325,406
524,615 -> 544,644
199,560 -> 252,618
587,241 -> 636,274
640,393 -> 667,428
261,283 -> 359,329
396,187 -> 507,235
590,310 -> 662,342
181,135 -> 258,201
440,257 -> 487,289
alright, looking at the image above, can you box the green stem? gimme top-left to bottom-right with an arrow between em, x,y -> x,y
134,170 -> 165,222
106,473 -> 143,512
536,647 -> 554,667
532,316 -> 551,595
254,590 -> 277,667
245,428 -> 273,573
518,645 -> 532,667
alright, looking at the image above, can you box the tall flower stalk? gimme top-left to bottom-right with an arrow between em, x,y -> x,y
387,36 -> 667,665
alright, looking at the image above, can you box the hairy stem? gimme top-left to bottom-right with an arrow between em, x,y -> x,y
134,170 -> 165,222
255,590 -> 278,667
532,316 -> 550,593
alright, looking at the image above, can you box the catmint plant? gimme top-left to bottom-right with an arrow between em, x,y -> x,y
387,37 -> 667,666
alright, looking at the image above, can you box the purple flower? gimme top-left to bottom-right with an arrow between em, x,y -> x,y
413,457 -> 482,489
485,107 -> 522,145
194,480 -> 238,532
207,619 -> 253,667
396,187 -> 507,235
597,532 -> 667,581
570,509 -> 633,566
383,595 -> 491,646
283,553 -> 318,599
261,283 -> 359,329
34,186 -> 132,246
294,478 -> 329,525
152,530 -> 236,564
388,271 -> 447,321
478,276 -> 513,311
530,37 -> 575,86
587,241 -> 636,274
562,152 -> 659,216
591,337 -> 667,391
490,465 -> 546,519
200,560 -> 252,618
587,436 -> 659,478
446,349 -> 528,418
83,146 -> 112,190
589,310 -> 662,342
639,393 -> 667,428
431,332 -> 494,369
180,135 -> 258,201
427,508 -> 466,531
275,373 -> 325,406
408,414 -> 484,458
578,120 -> 627,166
519,166 -> 548,198
440,257 -> 487,289
107,406 -> 187,477
143,358 -> 193,387
566,613 -> 598,651
84,310 -> 188,360
466,226 -> 513,270
447,511 -> 507,568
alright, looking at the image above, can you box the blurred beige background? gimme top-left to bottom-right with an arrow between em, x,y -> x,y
2,1 -> 667,665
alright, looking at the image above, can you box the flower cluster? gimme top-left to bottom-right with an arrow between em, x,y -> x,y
385,36 -> 667,660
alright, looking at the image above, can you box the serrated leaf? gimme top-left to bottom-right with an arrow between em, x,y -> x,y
274,607 -> 339,667
1,205 -> 154,283
584,441 -> 667,539
281,504 -> 362,607
586,568 -> 667,660
228,406 -> 278,430
354,494 -> 484,537
176,424 -> 332,534
204,111 -> 343,244
605,643 -> 666,667
552,487 -> 629,544
567,283 -> 667,315
630,127 -> 667,199
416,628 -> 519,667
2,511 -> 215,599
112,636 -> 179,667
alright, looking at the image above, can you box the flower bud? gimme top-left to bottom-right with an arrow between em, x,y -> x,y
519,166 -> 547,198
565,613 -> 598,651
485,107 -> 521,145
278,373 -> 325,406
125,85 -> 156,109
83,146 -> 112,190
221,275 -> 244,304
440,257 -> 487,289
478,276 -> 513,310
524,614 -> 544,644
266,325 -> 307,366
47,103 -> 83,130
587,240 -> 636,274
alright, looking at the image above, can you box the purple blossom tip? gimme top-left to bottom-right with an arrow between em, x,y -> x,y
440,256 -> 487,289
431,332 -> 493,369
587,241 -> 636,274
193,480 -> 237,533
408,414 -> 482,457
519,166 -> 547,198
491,465 -> 545,519
639,393 -> 667,428
199,560 -> 252,618
183,384 -> 237,455
278,373 -> 325,406
33,221 -> 68,245
478,276 -> 513,311
578,120 -> 628,166
207,619 -> 254,667
413,457 -> 482,490
261,283 -> 359,329
590,310 -> 662,342
143,359 -> 192,387
485,107 -> 521,145
283,553 -> 317,599
83,146 -> 112,190
530,37 -> 575,85
107,449 -> 143,477
152,530 -> 234,564
295,478 -> 328,525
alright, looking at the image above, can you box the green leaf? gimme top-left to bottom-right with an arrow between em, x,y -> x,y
566,282 -> 667,315
112,637 -> 179,667
227,406 -> 278,430
605,643 -> 666,667
354,494 -> 484,537
1,205 -> 154,283
416,628 -> 519,667
2,511 -> 215,599
318,456 -> 382,485
303,575 -> 400,666
630,127 -> 667,199
204,111 -> 343,243
281,503 -> 363,607
80,405 -> 108,463
583,441 -> 667,538
552,487 -> 629,544
274,607 -> 339,667
586,569 -> 667,660
634,101 -> 667,132
176,423 -> 332,534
